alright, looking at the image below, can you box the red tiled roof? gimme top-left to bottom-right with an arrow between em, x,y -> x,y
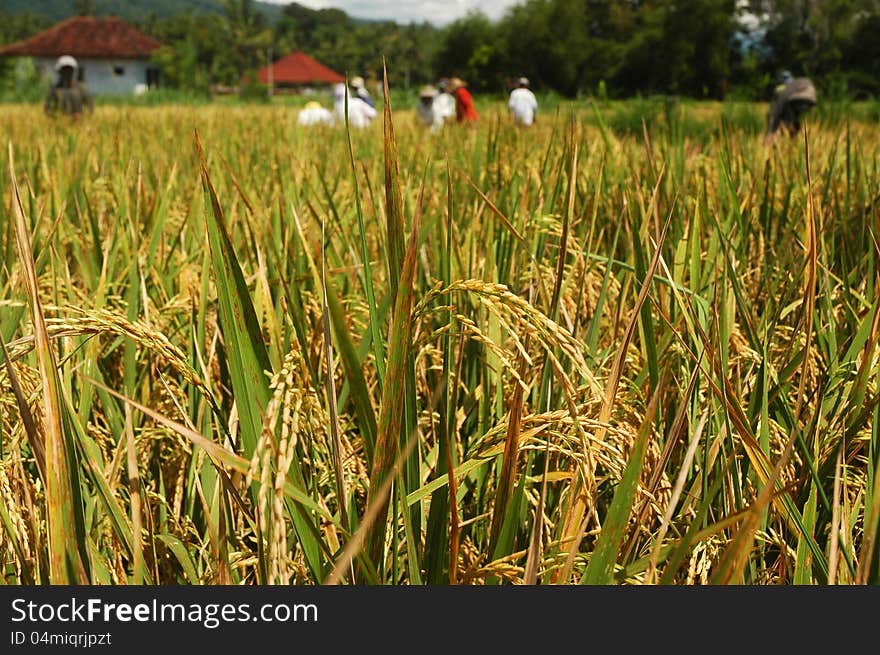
0,16 -> 161,59
256,51 -> 344,86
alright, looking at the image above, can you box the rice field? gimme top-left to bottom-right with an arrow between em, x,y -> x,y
1,93 -> 879,585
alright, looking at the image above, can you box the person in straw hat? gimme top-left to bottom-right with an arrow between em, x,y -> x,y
447,77 -> 478,124
416,85 -> 446,133
44,55 -> 93,120
508,76 -> 538,127
297,100 -> 334,127
765,70 -> 817,144
350,75 -> 376,108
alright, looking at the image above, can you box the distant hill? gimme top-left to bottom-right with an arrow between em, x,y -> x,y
1,0 -> 285,23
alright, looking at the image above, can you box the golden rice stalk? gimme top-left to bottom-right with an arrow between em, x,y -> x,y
9,144 -> 88,584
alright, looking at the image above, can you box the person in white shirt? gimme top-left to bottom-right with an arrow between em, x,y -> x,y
416,85 -> 445,133
350,76 -> 375,108
333,82 -> 377,129
508,77 -> 538,127
298,100 -> 334,127
433,78 -> 457,125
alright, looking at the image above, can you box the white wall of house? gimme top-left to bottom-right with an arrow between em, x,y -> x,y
36,57 -> 154,95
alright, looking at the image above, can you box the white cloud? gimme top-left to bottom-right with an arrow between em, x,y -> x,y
261,0 -> 523,25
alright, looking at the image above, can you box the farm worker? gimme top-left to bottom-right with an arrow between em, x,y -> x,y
416,85 -> 445,133
433,79 -> 457,124
350,76 -> 376,108
44,55 -> 93,120
333,82 -> 377,129
508,77 -> 538,127
448,77 -> 478,124
765,71 -> 817,144
297,100 -> 334,127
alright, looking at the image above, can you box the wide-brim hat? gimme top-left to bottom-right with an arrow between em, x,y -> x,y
351,76 -> 366,89
448,77 -> 467,91
517,77 -> 530,86
304,101 -> 322,110
781,77 -> 817,104
419,85 -> 437,98
55,55 -> 78,71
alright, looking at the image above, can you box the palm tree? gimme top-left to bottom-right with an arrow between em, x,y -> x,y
222,0 -> 273,88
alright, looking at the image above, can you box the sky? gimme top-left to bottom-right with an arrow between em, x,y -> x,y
261,0 -> 524,25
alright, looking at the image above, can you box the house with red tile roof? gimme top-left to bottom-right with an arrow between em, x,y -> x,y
0,16 -> 162,95
255,51 -> 345,94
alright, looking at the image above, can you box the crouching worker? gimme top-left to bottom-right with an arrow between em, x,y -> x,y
45,55 -> 94,121
765,71 -> 816,145
298,101 -> 334,127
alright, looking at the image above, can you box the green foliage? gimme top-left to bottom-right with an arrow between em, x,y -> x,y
0,10 -> 51,44
239,80 -> 269,102
143,6 -> 268,89
0,0 -> 282,23
0,58 -> 46,103
3,1 -> 880,99
747,0 -> 880,97
435,0 -> 736,97
433,11 -> 504,91
275,7 -> 441,90
73,0 -> 94,15
601,95 -> 667,135
720,100 -> 765,134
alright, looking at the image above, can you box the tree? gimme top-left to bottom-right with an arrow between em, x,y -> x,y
0,10 -> 52,98
499,0 -> 591,95
73,0 -> 95,16
434,11 -> 504,91
738,0 -> 880,96
5,0 -> 866,100
842,8 -> 880,96
222,0 -> 272,83
608,0 -> 736,98
659,0 -> 736,97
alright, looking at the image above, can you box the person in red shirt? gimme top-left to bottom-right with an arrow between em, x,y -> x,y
448,77 -> 478,124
